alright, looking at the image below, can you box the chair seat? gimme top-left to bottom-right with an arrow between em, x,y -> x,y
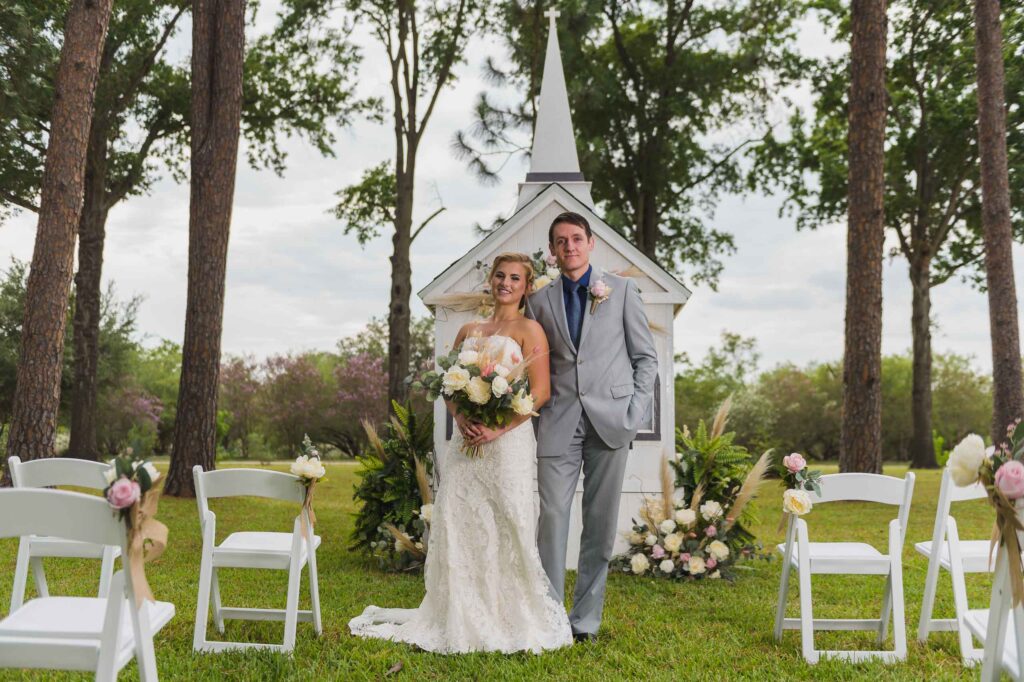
214,532 -> 321,569
964,608 -> 1021,678
914,539 -> 994,573
0,596 -> 174,655
777,541 -> 892,574
27,535 -> 122,559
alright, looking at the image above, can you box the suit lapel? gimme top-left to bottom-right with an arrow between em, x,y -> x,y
548,275 -> 576,355
577,267 -> 602,350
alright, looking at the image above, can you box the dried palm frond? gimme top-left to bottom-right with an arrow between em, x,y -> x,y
415,456 -> 433,505
723,450 -> 772,531
504,348 -> 551,383
660,456 -> 675,519
383,522 -> 425,559
362,420 -> 387,460
613,265 -> 645,279
689,482 -> 705,513
640,497 -> 665,530
435,291 -> 491,312
710,395 -> 733,439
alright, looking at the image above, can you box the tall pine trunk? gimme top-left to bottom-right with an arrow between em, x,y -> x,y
974,0 -> 1024,443
840,0 -> 887,474
909,254 -> 936,467
69,121 -> 111,461
4,0 -> 113,482
163,0 -> 246,497
387,157 -> 414,405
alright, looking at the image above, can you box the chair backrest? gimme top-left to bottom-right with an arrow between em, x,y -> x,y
811,472 -> 916,538
0,488 -> 126,549
940,465 -> 988,504
8,455 -> 112,491
193,466 -> 305,519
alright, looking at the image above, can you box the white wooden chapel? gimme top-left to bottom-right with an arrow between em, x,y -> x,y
418,10 -> 692,569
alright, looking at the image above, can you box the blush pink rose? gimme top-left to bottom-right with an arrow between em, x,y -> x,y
705,525 -> 717,537
651,544 -> 666,559
995,460 -> 1024,500
545,255 -> 558,267
590,280 -> 609,298
679,552 -> 691,563
481,363 -> 495,377
782,453 -> 807,473
107,477 -> 141,509
706,557 -> 718,569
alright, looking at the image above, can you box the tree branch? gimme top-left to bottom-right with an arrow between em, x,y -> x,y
415,0 -> 469,140
109,4 -> 187,119
0,191 -> 39,213
411,206 -> 445,242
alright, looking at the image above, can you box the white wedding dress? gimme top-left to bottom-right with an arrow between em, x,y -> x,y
349,335 -> 572,654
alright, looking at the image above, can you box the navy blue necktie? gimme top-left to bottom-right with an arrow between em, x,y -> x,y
566,282 -> 582,349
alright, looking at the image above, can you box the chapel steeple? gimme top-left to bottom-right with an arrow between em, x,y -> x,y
516,9 -> 594,210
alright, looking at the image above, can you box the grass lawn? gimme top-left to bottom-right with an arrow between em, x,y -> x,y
0,461 -> 1002,680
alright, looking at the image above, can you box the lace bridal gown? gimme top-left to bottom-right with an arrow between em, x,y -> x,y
349,335 -> 572,654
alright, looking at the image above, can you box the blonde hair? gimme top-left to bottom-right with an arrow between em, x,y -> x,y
487,252 -> 535,308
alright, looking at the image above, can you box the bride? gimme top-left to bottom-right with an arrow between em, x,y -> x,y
349,252 -> 572,654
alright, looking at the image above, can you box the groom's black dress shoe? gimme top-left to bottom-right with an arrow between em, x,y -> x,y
572,632 -> 597,644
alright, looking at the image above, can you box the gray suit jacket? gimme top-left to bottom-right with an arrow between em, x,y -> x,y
526,268 -> 659,456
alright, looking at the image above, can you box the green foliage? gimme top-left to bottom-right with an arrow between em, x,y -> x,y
934,430 -> 950,467
351,401 -> 434,572
331,161 -> 396,245
460,0 -> 807,287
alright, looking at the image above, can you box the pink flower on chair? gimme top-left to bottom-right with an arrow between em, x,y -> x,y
995,460 -> 1024,500
106,477 -> 141,509
782,453 -> 807,473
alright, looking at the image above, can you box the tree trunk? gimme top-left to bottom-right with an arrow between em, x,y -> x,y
909,255 -> 937,467
4,0 -> 113,483
974,0 -> 1024,443
637,187 -> 659,262
163,0 -> 246,497
388,165 -> 414,406
840,0 -> 887,474
69,121 -> 110,461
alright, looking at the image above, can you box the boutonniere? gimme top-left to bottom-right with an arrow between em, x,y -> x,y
589,279 -> 611,313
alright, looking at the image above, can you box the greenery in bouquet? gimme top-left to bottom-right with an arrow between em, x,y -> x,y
351,402 -> 434,572
413,343 -> 538,456
613,398 -> 773,581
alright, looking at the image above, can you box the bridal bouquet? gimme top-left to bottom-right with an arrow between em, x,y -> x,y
949,421 -> 1024,604
102,452 -> 167,605
415,343 -> 539,458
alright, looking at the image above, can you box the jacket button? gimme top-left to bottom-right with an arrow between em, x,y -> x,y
577,359 -> 583,365
580,391 -> 586,397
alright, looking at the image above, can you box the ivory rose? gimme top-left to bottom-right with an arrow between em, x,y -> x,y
465,377 -> 492,405
674,508 -> 696,527
783,488 -> 813,516
630,553 -> 649,575
949,434 -> 987,487
442,365 -> 470,395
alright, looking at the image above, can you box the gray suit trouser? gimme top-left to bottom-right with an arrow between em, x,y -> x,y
537,411 -> 629,636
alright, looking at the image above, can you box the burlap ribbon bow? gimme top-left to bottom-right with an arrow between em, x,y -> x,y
988,488 -> 1024,606
300,480 -> 317,541
126,490 -> 168,607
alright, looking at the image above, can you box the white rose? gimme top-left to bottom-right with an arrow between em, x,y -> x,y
659,559 -> 675,574
394,538 -> 403,552
708,540 -> 730,561
457,349 -> 479,366
700,500 -> 724,521
630,553 -> 650,574
491,376 -> 510,397
545,267 -> 560,279
533,275 -> 552,291
511,390 -> 535,416
663,533 -> 683,553
290,455 -> 309,477
644,533 -> 657,546
949,433 -> 987,487
674,508 -> 696,527
629,532 -> 644,545
465,376 -> 492,405
494,364 -> 510,378
142,462 -> 160,484
710,570 -> 721,580
783,488 -> 813,516
688,556 -> 707,575
103,464 -> 117,485
659,518 -> 676,534
415,542 -> 424,550
419,503 -> 433,523
442,365 -> 470,395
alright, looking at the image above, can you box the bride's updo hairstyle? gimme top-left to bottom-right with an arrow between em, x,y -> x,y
488,252 -> 536,308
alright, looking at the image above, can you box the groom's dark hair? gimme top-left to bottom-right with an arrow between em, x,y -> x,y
548,212 -> 592,245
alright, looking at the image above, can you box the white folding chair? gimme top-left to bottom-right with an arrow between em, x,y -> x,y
963,499 -> 1024,681
916,466 -> 990,663
8,456 -> 122,612
0,488 -> 175,681
773,472 -> 916,663
192,465 -> 322,653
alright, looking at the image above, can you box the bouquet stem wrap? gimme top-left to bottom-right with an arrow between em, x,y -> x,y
989,490 -> 1024,606
127,491 -> 167,608
301,480 -> 318,541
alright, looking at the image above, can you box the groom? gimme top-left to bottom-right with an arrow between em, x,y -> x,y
526,211 -> 658,642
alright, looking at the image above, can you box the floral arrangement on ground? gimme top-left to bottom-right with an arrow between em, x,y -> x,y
611,398 -> 772,580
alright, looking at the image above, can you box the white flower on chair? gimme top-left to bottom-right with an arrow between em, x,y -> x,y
948,433 -> 987,487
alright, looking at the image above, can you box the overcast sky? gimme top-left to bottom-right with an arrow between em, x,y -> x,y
0,8 -> 1016,376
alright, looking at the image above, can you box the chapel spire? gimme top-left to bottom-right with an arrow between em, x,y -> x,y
516,9 -> 594,210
